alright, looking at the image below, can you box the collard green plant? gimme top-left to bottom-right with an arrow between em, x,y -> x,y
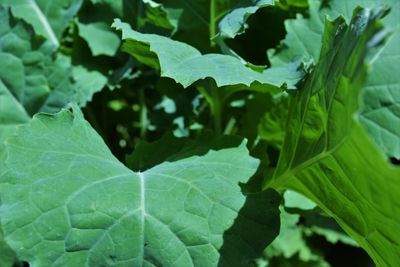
0,1 -> 399,267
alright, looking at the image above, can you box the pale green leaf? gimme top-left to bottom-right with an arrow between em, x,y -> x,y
0,107 -> 280,266
0,0 -> 83,46
264,210 -> 311,260
113,19 -> 303,89
266,7 -> 400,267
259,208 -> 330,267
283,190 -> 316,211
77,21 -> 120,56
72,65 -> 107,105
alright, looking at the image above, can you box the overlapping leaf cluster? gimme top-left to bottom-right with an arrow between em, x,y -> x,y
0,1 -> 399,267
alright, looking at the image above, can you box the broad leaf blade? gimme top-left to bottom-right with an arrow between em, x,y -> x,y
113,19 -> 301,89
267,7 -> 400,267
0,107 -> 280,266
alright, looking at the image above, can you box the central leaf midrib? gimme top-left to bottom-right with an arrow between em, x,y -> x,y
137,170 -> 197,266
27,0 -> 59,46
138,171 -> 146,264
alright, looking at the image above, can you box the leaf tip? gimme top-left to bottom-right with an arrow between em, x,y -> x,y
111,18 -> 123,30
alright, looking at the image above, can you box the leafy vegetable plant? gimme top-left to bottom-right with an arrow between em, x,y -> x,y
0,0 -> 399,267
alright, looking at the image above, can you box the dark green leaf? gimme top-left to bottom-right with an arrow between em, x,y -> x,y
266,7 -> 400,267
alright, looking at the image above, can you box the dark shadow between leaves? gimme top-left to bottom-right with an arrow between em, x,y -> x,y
217,189 -> 281,267
126,131 -> 243,172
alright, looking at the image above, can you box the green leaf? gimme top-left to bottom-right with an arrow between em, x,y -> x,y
264,209 -> 312,260
0,81 -> 30,144
76,21 -> 120,56
269,0 -> 400,159
283,190 -> 316,211
0,6 -> 106,116
212,0 -> 277,60
0,106 -> 280,266
140,0 -> 180,31
0,5 -> 72,115
130,1 -> 281,51
266,7 -> 400,267
74,0 -> 139,57
0,82 -> 22,267
358,1 -> 400,159
113,19 -> 303,89
72,65 -> 108,105
214,0 -> 275,41
258,93 -> 290,149
0,0 -> 83,46
257,208 -> 329,267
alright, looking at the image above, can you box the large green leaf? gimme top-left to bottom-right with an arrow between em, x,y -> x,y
265,7 -> 400,267
268,0 -> 400,159
0,80 -> 24,267
0,0 -> 83,46
113,19 -> 302,89
0,106 -> 280,266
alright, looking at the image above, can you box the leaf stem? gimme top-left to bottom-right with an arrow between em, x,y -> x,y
139,88 -> 148,138
212,94 -> 223,134
209,0 -> 216,45
197,83 -> 224,134
223,117 -> 236,134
